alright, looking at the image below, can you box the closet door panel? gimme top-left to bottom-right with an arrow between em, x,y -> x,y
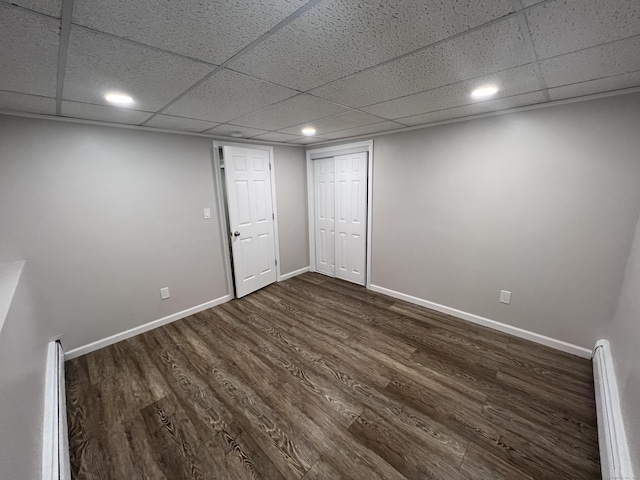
334,152 -> 367,285
314,157 -> 335,276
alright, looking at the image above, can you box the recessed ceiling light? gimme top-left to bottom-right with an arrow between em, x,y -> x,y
230,131 -> 244,138
471,85 -> 499,99
104,92 -> 134,105
302,127 -> 316,136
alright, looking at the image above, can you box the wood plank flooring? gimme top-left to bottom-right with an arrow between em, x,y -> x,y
66,273 -> 600,480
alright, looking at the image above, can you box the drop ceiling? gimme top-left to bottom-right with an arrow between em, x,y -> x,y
1,0 -> 639,145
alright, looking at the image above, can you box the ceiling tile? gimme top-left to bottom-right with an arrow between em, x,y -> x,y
397,91 -> 547,126
72,0 -> 308,64
231,94 -> 348,131
0,6 -> 59,96
143,114 -> 219,132
310,18 -> 530,108
540,36 -> 640,88
251,132 -> 302,143
230,0 -> 514,91
279,110 -> 383,136
163,69 -> 298,123
61,101 -> 152,124
289,136 -> 327,145
547,72 -> 640,101
520,0 -> 544,7
63,27 -> 214,111
318,121 -> 404,140
1,0 -> 61,17
362,64 -> 540,119
526,0 -> 640,59
202,124 -> 269,139
0,91 -> 56,115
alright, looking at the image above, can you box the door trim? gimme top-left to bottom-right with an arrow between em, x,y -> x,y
212,141 -> 282,299
306,140 -> 373,288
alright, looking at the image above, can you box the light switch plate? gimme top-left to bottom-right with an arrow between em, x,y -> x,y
203,207 -> 211,219
500,290 -> 511,304
160,287 -> 170,300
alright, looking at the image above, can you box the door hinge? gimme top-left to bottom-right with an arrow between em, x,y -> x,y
269,163 -> 272,171
272,213 -> 275,220
275,259 -> 277,266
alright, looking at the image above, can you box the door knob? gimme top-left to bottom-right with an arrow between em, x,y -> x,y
233,231 -> 240,237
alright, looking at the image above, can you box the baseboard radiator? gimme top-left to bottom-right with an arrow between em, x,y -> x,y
42,340 -> 71,480
593,339 -> 634,480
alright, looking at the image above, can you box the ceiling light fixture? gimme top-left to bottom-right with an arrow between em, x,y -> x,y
230,131 -> 244,138
104,92 -> 134,105
471,85 -> 499,99
302,127 -> 316,136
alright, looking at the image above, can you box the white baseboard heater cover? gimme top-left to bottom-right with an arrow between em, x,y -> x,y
42,340 -> 71,480
593,339 -> 635,480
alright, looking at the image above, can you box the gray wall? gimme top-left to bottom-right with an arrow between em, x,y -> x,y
0,266 -> 48,480
607,209 -> 640,475
370,93 -> 640,349
0,115 -> 306,352
273,145 -> 309,274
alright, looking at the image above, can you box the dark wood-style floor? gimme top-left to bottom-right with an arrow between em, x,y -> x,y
66,273 -> 600,480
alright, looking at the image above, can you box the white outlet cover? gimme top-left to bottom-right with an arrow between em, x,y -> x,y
500,290 -> 511,304
203,207 -> 211,219
160,287 -> 170,300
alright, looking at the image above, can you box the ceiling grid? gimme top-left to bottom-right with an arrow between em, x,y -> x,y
55,0 -> 74,114
0,0 -> 638,144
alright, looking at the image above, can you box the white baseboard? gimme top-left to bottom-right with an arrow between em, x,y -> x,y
279,266 -> 310,281
64,294 -> 232,360
593,339 -> 635,480
368,284 -> 592,358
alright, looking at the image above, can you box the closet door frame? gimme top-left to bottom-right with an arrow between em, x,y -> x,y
306,140 -> 373,288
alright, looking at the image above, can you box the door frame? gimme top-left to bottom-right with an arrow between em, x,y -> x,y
306,140 -> 374,288
212,141 -> 282,298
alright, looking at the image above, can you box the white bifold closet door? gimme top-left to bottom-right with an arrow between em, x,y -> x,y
313,152 -> 367,285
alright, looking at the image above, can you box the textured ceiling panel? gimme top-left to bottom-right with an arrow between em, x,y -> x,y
362,64 -> 540,119
290,136 -> 327,145
521,0 -> 544,6
163,69 -> 298,123
548,72 -> 640,101
61,101 -> 152,124
0,7 -> 59,97
230,0 -> 514,91
0,91 -> 56,115
251,132 -> 302,142
63,27 -> 214,111
527,0 -> 640,59
310,17 -> 530,108
231,94 -> 348,131
279,110 -> 383,136
397,91 -> 547,126
143,114 -> 219,132
540,36 -> 640,88
72,0 -> 308,65
201,124 -> 269,138
318,121 -> 404,140
1,0 -> 62,17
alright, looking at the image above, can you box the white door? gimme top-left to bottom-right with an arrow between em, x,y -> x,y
334,152 -> 367,285
223,146 -> 277,298
313,152 -> 368,285
314,157 -> 335,276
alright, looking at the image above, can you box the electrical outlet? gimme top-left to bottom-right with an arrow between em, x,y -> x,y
160,287 -> 170,300
500,290 -> 511,304
203,207 -> 211,219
